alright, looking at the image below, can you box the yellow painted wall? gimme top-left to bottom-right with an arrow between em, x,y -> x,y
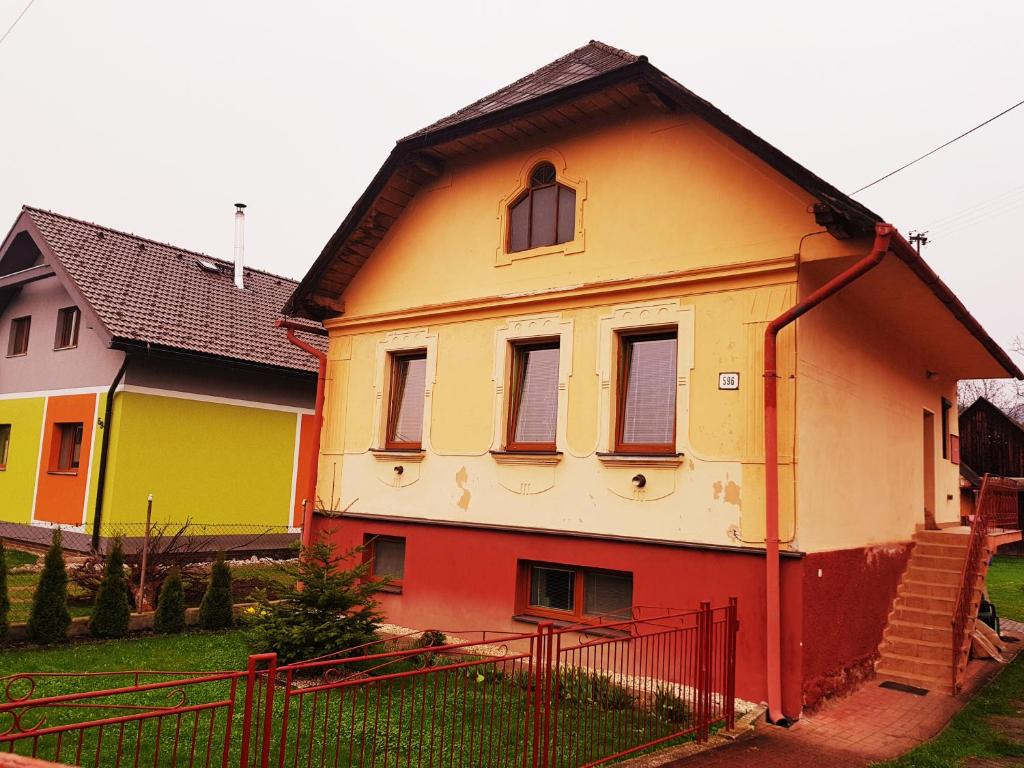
795,261 -> 962,552
103,392 -> 298,529
0,396 -> 45,524
311,108 -> 857,549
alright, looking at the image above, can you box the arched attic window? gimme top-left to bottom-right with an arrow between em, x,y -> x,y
508,163 -> 576,253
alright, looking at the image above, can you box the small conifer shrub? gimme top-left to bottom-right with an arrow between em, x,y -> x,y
26,529 -> 71,645
89,540 -> 131,638
154,567 -> 186,634
199,553 -> 234,630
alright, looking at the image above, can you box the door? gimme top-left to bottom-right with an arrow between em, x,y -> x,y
923,410 -> 937,529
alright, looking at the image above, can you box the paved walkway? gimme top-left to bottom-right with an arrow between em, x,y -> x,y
665,619 -> 1024,767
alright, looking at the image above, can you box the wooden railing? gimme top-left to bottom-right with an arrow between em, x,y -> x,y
951,474 -> 1020,692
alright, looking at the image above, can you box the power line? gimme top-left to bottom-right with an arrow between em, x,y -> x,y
849,96 -> 1024,195
0,0 -> 36,48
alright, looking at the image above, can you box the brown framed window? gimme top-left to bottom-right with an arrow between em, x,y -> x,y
522,561 -> 633,623
506,341 -> 560,451
385,351 -> 427,450
0,424 -> 10,470
54,306 -> 81,350
366,535 -> 406,583
51,422 -> 83,473
615,330 -> 678,454
508,162 -> 576,253
7,316 -> 30,356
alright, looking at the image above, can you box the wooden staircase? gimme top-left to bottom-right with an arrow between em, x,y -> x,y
876,528 -> 984,694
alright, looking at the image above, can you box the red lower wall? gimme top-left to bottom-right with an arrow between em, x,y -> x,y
800,543 -> 912,709
315,515 -> 807,718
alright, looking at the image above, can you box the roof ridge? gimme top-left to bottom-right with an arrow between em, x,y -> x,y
402,40 -> 639,141
22,205 -> 301,285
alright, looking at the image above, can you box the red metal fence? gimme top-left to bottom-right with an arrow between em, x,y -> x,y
1,601 -> 738,768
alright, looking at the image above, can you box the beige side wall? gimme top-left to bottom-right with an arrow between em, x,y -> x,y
795,263 -> 961,553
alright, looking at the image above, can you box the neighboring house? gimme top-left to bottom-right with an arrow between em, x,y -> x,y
958,397 -> 1024,539
0,206 -> 324,552
286,42 -> 1022,717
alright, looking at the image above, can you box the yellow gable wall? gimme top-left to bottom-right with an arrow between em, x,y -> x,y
316,109 -> 874,550
338,109 -> 818,319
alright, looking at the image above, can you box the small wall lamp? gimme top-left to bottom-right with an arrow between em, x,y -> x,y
631,474 -> 647,488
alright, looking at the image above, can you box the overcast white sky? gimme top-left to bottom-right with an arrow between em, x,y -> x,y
1,1 -> 1021,353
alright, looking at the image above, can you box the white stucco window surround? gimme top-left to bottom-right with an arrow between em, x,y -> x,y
596,299 -> 695,459
371,328 -> 438,454
490,313 -> 574,460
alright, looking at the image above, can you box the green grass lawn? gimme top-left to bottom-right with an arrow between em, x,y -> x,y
987,555 -> 1024,622
0,630 -> 701,768
4,547 -> 38,568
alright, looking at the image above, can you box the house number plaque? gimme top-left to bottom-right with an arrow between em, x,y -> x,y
718,372 -> 740,390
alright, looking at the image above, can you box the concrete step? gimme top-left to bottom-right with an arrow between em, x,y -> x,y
914,530 -> 970,545
913,542 -> 969,558
876,651 -> 951,679
897,593 -> 956,612
913,554 -> 968,571
900,580 -> 963,599
874,668 -> 954,695
905,566 -> 962,585
879,636 -> 953,662
884,620 -> 953,645
893,606 -> 954,627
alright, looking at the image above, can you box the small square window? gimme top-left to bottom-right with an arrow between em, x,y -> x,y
506,341 -> 559,451
0,424 -> 10,470
7,316 -> 30,356
54,307 -> 81,350
386,352 -> 427,450
366,535 -> 406,584
530,565 -> 575,613
51,422 -> 83,473
616,330 -> 677,454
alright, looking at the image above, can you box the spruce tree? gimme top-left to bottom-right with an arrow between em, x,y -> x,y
89,540 -> 131,638
0,541 -> 10,643
154,567 -> 185,634
26,528 -> 71,645
199,553 -> 234,630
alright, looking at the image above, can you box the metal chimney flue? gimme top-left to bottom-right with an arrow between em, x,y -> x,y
233,203 -> 247,290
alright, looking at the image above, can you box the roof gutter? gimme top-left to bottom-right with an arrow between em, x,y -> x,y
763,222 -> 894,723
277,319 -> 328,549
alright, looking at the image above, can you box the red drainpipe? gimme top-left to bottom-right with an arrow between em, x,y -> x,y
763,221 -> 894,723
277,319 -> 328,549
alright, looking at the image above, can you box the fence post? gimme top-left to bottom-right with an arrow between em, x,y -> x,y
240,653 -> 277,768
725,597 -> 738,729
697,601 -> 712,742
136,494 -> 153,610
528,622 -> 554,768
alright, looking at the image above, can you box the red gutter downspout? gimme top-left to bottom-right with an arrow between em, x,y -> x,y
763,222 -> 894,724
277,319 -> 328,549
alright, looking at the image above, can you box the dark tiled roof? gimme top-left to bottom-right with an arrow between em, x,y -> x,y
23,207 -> 324,373
405,41 -> 640,139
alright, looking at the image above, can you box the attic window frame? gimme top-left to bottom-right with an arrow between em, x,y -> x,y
507,163 -> 576,254
7,316 -> 31,357
54,306 -> 81,350
495,153 -> 586,267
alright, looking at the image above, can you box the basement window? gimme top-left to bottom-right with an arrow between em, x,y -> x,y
521,561 -> 633,623
365,534 -> 406,592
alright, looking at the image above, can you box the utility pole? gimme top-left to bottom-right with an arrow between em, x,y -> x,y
908,230 -> 929,254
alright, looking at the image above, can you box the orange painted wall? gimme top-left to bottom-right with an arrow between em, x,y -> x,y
34,393 -> 97,526
293,413 -> 318,527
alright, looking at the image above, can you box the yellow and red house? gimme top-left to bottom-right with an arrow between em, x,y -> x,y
287,42 -> 1021,717
0,206 -> 324,552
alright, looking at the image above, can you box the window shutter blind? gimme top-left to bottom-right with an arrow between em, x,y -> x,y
391,356 -> 427,444
621,336 -> 677,447
513,346 -> 560,445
